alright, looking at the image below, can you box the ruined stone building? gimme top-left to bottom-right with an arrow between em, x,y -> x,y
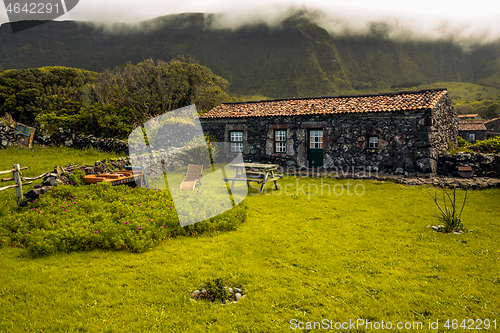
200,89 -> 458,174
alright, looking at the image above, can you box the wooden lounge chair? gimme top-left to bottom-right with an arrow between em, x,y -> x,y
180,164 -> 203,190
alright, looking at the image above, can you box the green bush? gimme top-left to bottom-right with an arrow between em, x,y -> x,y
176,135 -> 219,169
67,168 -> 86,186
471,136 -> 500,153
446,137 -> 474,155
457,136 -> 470,148
1,182 -> 246,257
447,136 -> 500,154
203,277 -> 231,303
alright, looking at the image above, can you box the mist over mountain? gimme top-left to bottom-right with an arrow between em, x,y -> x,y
1,11 -> 499,98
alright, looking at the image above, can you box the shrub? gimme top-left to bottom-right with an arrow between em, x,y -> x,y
203,277 -> 231,303
66,168 -> 86,186
446,137 -> 473,155
2,112 -> 16,125
457,136 -> 470,148
175,135 -> 219,169
1,182 -> 246,257
470,136 -> 500,153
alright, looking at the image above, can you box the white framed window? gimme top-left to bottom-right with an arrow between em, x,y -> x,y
368,137 -> 378,149
468,133 -> 476,143
309,130 -> 323,149
275,130 -> 286,153
230,131 -> 243,152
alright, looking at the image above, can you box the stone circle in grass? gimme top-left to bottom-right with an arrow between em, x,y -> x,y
191,277 -> 246,304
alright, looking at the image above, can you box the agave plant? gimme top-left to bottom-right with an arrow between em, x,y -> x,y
424,185 -> 467,232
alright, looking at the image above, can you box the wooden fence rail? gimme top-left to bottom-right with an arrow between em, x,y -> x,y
0,164 -> 47,204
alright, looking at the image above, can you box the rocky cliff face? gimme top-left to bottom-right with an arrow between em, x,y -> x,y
1,13 -> 499,98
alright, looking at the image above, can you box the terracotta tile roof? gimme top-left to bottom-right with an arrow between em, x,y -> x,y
200,89 -> 448,119
484,117 -> 500,124
459,120 -> 487,131
458,114 -> 479,118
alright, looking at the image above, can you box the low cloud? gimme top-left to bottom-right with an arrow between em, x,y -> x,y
4,1 -> 495,48
206,4 -> 500,47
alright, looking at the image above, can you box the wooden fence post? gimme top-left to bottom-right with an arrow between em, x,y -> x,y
13,164 -> 23,204
29,131 -> 35,149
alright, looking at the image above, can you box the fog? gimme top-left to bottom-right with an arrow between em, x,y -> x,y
208,4 -> 500,46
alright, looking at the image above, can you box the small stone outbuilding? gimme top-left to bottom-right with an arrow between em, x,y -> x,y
458,120 -> 487,143
484,117 -> 500,138
200,89 -> 458,174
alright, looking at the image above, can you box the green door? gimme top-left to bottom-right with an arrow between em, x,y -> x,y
308,129 -> 323,167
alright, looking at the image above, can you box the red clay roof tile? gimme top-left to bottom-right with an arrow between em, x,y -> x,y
459,120 -> 487,131
200,89 -> 448,119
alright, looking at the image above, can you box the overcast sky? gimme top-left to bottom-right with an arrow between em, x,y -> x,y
1,0 -> 499,42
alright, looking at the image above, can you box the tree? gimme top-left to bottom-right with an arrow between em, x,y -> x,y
1,67 -> 96,124
485,103 -> 500,119
84,58 -> 229,126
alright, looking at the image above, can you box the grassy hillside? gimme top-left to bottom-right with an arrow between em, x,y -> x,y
350,82 -> 500,118
475,57 -> 500,88
346,81 -> 500,102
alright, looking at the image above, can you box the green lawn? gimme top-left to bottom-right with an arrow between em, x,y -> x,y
1,149 -> 499,333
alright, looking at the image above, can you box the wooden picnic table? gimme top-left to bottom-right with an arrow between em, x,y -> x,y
223,163 -> 283,194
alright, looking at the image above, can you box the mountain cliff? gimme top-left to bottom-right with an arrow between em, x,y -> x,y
1,12 -> 499,98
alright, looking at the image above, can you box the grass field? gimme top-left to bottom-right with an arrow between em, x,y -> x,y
0,147 -> 499,332
0,146 -> 127,215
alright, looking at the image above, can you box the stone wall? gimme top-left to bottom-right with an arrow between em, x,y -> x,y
0,122 -> 27,148
40,128 -> 129,153
1,120 -> 199,155
413,94 -> 458,173
201,94 -> 457,174
438,152 -> 500,178
0,122 -> 130,153
431,94 -> 458,151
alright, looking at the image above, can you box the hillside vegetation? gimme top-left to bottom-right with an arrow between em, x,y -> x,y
0,59 -> 230,139
352,82 -> 500,119
1,12 -> 499,99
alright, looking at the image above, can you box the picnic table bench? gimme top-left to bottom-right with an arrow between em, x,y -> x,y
223,163 -> 284,194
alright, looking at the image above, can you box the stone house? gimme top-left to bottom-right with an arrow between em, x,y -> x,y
458,120 -> 487,143
484,117 -> 500,138
200,89 -> 458,174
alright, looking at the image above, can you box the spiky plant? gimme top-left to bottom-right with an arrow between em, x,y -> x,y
424,185 -> 467,232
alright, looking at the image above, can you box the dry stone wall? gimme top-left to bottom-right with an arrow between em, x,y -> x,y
438,152 -> 500,178
0,122 -> 26,148
2,120 -> 199,157
42,128 -> 129,153
0,122 -> 130,153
